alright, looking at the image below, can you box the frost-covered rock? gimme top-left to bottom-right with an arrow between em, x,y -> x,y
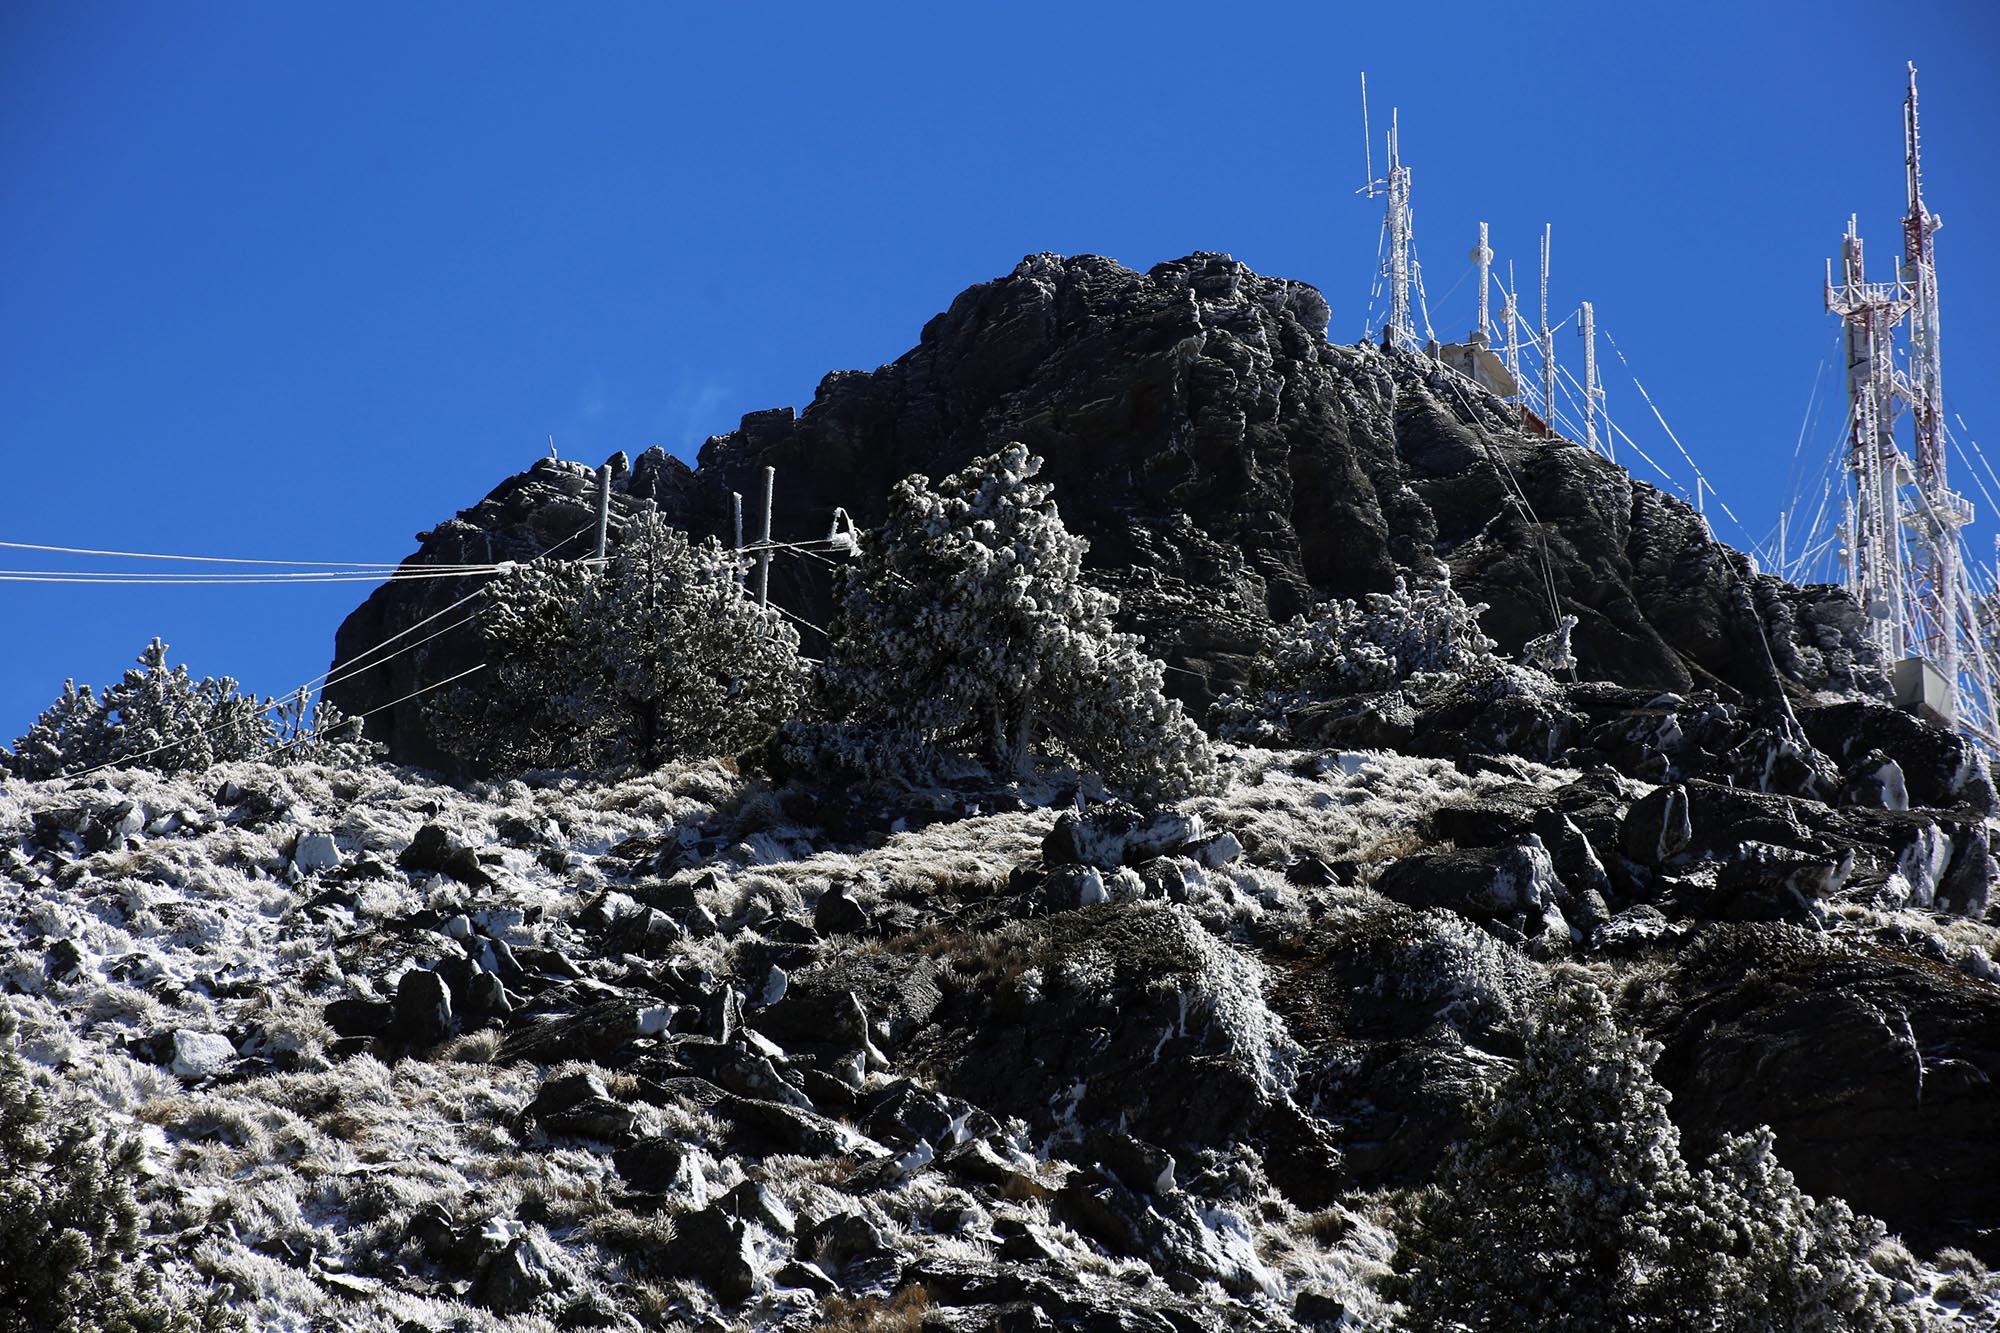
291,831 -> 341,874
1374,839 -> 1560,919
1042,802 -> 1201,869
167,1029 -> 236,1080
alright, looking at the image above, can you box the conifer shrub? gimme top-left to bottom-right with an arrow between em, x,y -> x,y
790,444 -> 1216,802
1389,973 -> 1915,1332
0,1001 -> 229,1333
1213,574 -> 1497,743
0,639 -> 315,780
433,509 -> 806,772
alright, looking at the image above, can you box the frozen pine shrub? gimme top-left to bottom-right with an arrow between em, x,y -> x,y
1213,573 -> 1497,743
1389,974 -> 1914,1332
794,444 -> 1215,802
2,639 -> 272,779
1677,1126 -> 1914,1333
433,509 -> 806,772
0,1001 -> 227,1333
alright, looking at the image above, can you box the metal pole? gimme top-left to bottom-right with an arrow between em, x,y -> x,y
594,464 -> 612,560
732,491 -> 745,587
1472,222 -> 1492,346
1540,224 -> 1555,428
756,465 -> 774,610
1580,300 -> 1600,457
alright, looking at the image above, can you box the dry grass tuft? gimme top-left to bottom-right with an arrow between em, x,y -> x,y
814,1284 -> 930,1333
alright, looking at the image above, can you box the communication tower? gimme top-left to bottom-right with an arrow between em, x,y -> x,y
1825,65 -> 1992,739
1359,75 -> 1422,352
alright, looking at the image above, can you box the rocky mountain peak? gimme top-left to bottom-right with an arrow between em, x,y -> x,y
330,251 -> 1878,769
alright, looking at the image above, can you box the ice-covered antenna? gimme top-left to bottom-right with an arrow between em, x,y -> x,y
1359,72 -> 1374,193
1356,75 -> 1417,350
1471,221 -> 1492,347
1539,224 -> 1556,426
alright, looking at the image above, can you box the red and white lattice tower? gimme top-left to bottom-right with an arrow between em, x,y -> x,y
1826,64 -> 1989,739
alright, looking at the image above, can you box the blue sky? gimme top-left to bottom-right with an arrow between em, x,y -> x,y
3,1 -> 1997,742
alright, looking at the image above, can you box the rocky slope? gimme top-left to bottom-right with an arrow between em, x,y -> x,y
328,252 -> 1877,771
4,726 -> 1999,1329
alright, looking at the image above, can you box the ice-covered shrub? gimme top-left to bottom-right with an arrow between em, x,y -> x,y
1389,973 -> 1914,1332
0,1000 -> 227,1333
1212,574 -> 1497,742
2,639 -> 274,780
261,689 -> 376,768
794,444 -> 1215,802
433,509 -> 806,772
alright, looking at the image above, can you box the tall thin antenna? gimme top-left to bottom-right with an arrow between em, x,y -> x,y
594,464 -> 612,560
1502,259 -> 1521,395
1539,224 -> 1555,429
1359,79 -> 1418,352
756,465 -> 775,610
1359,72 -> 1373,192
1903,61 -> 1965,685
1823,64 -> 1982,741
1579,300 -> 1607,459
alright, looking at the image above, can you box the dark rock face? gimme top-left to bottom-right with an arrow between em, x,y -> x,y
1651,926 -> 2000,1262
327,252 -> 1881,770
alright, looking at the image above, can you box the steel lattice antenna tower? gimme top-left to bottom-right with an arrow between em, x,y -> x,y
1359,75 -> 1418,351
1826,214 -> 1910,665
1825,63 -> 1983,737
1502,260 -> 1521,394
1901,62 -> 1970,688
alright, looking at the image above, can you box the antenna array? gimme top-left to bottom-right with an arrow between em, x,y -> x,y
1825,64 -> 1993,743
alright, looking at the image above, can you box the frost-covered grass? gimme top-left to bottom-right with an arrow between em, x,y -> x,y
3,741 -> 1995,1331
1189,745 -> 1576,875
0,756 -> 762,1331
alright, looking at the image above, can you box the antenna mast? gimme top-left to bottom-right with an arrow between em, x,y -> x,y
1901,62 -> 1968,690
1539,225 -> 1555,429
1472,222 -> 1492,347
1359,75 -> 1418,352
1824,64 -> 1983,740
1579,300 -> 1607,459
1827,214 -> 1909,665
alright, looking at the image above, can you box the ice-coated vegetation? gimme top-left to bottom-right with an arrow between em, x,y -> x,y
1213,574 -> 1499,743
1390,973 -> 1917,1332
795,444 -> 1217,801
1,638 -> 364,781
431,510 -> 807,772
6,439 -> 2000,1328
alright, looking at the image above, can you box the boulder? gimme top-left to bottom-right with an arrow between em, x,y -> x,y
812,881 -> 872,936
397,822 -> 494,887
1801,700 -> 1996,813
663,1208 -> 758,1304
1620,784 -> 1693,866
292,832 -> 342,874
391,969 -> 454,1046
1042,803 -> 1199,869
169,1029 -> 237,1081
1372,840 -> 1559,919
